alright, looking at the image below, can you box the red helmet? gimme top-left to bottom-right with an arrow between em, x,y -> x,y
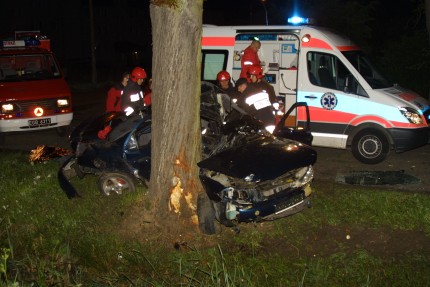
248,65 -> 263,79
217,70 -> 231,81
130,67 -> 147,82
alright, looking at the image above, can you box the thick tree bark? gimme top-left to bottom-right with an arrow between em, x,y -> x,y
149,0 -> 203,235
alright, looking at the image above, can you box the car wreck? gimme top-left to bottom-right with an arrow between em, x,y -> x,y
58,81 -> 317,234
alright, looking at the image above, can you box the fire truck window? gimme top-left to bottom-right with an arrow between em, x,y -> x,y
0,62 -> 16,78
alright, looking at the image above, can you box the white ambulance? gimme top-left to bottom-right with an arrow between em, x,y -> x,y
201,24 -> 430,164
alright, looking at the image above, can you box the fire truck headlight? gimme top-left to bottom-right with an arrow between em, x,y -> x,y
57,99 -> 70,107
399,107 -> 423,125
1,103 -> 15,113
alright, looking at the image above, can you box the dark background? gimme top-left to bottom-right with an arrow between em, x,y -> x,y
0,0 -> 428,97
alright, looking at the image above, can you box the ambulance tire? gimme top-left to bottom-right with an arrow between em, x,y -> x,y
351,129 -> 389,164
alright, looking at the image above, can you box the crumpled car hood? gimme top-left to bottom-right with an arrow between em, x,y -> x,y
198,134 -> 317,181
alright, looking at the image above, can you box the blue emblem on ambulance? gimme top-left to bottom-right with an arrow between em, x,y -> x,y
321,92 -> 337,110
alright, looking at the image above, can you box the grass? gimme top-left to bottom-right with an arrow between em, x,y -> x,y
0,149 -> 430,286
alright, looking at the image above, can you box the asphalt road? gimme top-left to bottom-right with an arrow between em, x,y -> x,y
1,87 -> 429,192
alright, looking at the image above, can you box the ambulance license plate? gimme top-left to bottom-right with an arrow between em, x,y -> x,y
28,118 -> 51,127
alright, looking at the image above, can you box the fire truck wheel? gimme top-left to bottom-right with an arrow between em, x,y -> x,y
197,192 -> 217,235
97,172 -> 136,196
351,129 -> 389,164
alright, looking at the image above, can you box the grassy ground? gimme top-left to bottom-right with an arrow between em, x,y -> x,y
0,150 -> 429,286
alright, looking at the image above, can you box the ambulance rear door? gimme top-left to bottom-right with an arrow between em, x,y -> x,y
232,30 -> 301,114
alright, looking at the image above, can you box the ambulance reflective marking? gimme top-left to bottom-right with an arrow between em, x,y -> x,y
337,45 -> 360,51
298,90 -> 424,126
301,38 -> 332,50
298,106 -> 425,129
201,37 -> 235,46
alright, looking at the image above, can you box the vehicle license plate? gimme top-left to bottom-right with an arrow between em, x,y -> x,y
28,118 -> 51,127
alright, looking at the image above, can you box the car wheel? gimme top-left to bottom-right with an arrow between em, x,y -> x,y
351,129 -> 389,164
197,192 -> 217,235
97,172 -> 136,196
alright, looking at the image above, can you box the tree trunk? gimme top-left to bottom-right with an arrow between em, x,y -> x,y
149,0 -> 203,236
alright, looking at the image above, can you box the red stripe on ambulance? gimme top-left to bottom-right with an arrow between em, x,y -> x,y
337,45 -> 360,51
301,38 -> 333,50
202,37 -> 235,46
298,106 -> 424,129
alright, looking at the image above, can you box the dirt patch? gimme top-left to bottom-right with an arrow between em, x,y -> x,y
117,195 -> 430,260
258,225 -> 430,259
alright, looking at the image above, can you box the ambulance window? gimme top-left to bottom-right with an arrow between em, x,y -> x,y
342,51 -> 392,89
307,51 -> 366,95
201,50 -> 228,83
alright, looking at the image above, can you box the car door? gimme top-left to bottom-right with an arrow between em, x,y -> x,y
273,102 -> 313,146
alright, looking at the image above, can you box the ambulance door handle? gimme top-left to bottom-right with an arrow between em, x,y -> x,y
305,95 -> 318,99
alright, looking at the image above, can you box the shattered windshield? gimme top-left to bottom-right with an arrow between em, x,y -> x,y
342,51 -> 393,89
0,53 -> 62,82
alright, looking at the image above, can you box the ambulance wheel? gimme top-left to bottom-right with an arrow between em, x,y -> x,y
351,129 -> 389,164
197,192 -> 217,235
97,172 -> 136,196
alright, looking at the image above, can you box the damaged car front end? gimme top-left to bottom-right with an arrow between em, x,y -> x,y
197,93 -> 316,233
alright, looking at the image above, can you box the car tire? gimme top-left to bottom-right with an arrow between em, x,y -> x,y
351,129 -> 389,164
197,192 -> 217,235
97,172 -> 136,196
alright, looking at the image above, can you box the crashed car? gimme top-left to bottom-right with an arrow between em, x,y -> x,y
58,81 -> 317,234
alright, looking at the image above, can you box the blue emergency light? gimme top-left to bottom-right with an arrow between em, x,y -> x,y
288,16 -> 309,25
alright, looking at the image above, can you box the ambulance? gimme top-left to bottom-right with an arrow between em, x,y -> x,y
201,22 -> 430,164
0,31 -> 72,142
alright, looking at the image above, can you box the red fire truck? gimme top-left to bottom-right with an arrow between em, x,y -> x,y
0,31 -> 72,141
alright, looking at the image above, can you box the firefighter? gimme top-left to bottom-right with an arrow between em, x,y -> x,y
242,67 -> 277,133
105,71 -> 129,112
216,70 -> 235,96
121,67 -> 147,116
240,39 -> 262,79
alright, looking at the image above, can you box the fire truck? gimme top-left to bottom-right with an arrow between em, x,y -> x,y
0,31 -> 72,141
201,20 -> 430,164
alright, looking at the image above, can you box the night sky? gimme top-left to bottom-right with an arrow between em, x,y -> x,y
0,0 -> 424,82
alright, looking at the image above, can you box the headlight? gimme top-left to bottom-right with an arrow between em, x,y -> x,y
57,99 -> 69,107
399,107 -> 423,124
1,103 -> 14,113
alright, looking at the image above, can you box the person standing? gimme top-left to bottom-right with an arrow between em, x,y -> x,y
246,65 -> 278,132
240,39 -> 262,79
105,71 -> 129,112
121,67 -> 147,116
